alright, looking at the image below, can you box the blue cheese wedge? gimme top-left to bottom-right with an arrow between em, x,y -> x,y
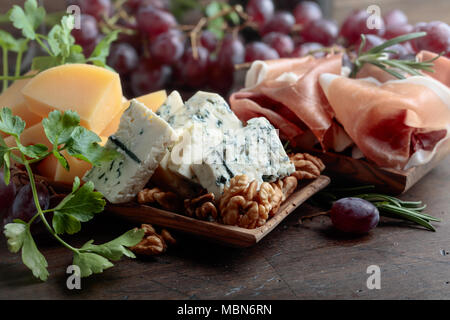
156,90 -> 184,126
166,91 -> 243,130
84,99 -> 177,204
161,91 -> 243,182
192,117 -> 295,199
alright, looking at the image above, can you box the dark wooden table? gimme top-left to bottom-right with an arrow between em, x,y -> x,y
1,157 -> 449,300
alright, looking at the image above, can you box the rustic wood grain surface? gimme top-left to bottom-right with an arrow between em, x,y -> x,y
0,157 -> 449,300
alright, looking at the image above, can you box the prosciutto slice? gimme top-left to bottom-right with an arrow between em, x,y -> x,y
231,54 -> 346,149
417,50 -> 450,87
319,74 -> 450,169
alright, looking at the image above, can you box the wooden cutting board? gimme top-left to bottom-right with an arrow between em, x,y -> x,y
107,175 -> 330,248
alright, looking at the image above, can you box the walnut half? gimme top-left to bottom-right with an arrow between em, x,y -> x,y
184,193 -> 218,221
130,224 -> 176,256
219,175 -> 281,229
289,153 -> 325,180
137,188 -> 183,212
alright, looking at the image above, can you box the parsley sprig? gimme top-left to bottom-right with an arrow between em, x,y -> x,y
350,32 -> 443,79
1,108 -> 144,281
0,0 -> 119,93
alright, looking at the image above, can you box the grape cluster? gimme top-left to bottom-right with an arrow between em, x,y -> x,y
70,0 -> 450,97
0,172 -> 50,227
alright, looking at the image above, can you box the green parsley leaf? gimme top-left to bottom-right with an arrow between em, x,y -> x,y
53,180 -> 105,223
47,15 -> 75,59
72,176 -> 81,193
0,137 -> 8,171
66,44 -> 86,64
73,252 -> 114,278
53,149 -> 69,170
4,222 -> 27,253
0,30 -> 20,51
0,108 -> 26,138
87,30 -> 120,69
31,56 -> 60,72
80,228 -> 145,261
67,126 -> 119,165
18,143 -> 48,159
52,211 -> 81,235
3,151 -> 11,185
9,0 -> 46,40
42,110 -> 80,146
22,228 -> 49,281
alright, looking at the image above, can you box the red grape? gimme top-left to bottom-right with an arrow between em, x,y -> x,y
261,11 -> 295,35
263,32 -> 294,57
384,23 -> 414,39
137,5 -> 177,38
10,183 -> 50,223
200,30 -> 218,52
246,0 -> 275,26
77,0 -> 112,21
126,0 -> 165,11
340,9 -> 385,45
294,1 -> 322,26
411,21 -> 450,55
150,29 -> 185,65
245,42 -> 279,62
301,19 -> 338,46
291,42 -> 324,58
130,61 -> 171,96
207,58 -> 234,96
330,197 -> 379,234
82,35 -> 102,58
179,46 -> 209,88
383,9 -> 408,28
71,14 -> 98,47
107,43 -> 139,74
0,172 -> 16,220
217,35 -> 245,70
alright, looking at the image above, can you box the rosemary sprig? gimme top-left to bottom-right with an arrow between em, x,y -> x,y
314,185 -> 440,231
350,32 -> 443,79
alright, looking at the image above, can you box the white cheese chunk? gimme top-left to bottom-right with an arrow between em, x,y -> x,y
156,90 -> 184,126
84,99 -> 177,204
163,91 -> 243,181
192,117 -> 295,199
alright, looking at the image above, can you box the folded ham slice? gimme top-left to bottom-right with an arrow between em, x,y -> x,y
231,54 -> 347,149
417,50 -> 450,87
320,74 -> 450,169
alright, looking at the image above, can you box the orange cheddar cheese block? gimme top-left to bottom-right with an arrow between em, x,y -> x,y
4,122 -> 51,149
21,64 -> 122,134
0,75 -> 42,137
36,136 -> 108,184
100,90 -> 167,137
36,151 -> 91,184
5,121 -> 108,184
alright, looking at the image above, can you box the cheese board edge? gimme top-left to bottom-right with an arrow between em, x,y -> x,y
106,175 -> 331,248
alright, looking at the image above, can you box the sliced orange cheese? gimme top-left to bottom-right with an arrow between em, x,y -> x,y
21,64 -> 122,134
100,90 -> 167,137
5,122 -> 108,184
0,74 -> 42,137
36,136 -> 108,184
4,122 -> 51,149
37,150 -> 92,184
